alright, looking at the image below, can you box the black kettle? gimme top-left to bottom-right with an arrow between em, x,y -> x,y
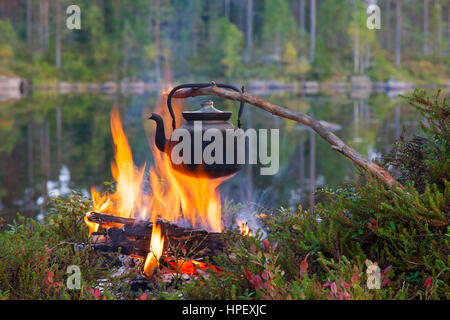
149,83 -> 245,178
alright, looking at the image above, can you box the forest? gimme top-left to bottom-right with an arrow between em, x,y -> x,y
0,0 -> 449,84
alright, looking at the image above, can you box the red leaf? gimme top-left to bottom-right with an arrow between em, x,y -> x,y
244,269 -> 253,280
351,265 -> 360,284
94,288 -> 101,300
139,292 -> 148,300
251,275 -> 263,289
330,282 -> 337,294
381,265 -> 391,276
272,242 -> 278,251
262,239 -> 270,249
341,281 -> 352,288
299,253 -> 310,277
45,270 -> 54,285
381,278 -> 391,287
261,269 -> 269,281
424,276 -> 432,289
340,291 -> 351,300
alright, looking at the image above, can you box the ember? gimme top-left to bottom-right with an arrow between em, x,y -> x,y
165,258 -> 223,276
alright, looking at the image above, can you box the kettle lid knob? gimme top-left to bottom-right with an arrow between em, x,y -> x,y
199,100 -> 217,112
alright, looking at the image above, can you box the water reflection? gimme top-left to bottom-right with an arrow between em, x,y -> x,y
0,90 -> 422,222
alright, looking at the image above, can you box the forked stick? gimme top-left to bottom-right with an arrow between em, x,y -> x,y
170,83 -> 402,189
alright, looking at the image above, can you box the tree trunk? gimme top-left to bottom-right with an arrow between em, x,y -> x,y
352,0 -> 360,74
154,0 -> 161,82
424,0 -> 429,56
299,0 -> 305,38
245,0 -> 253,62
39,0 -> 50,54
26,0 -> 32,49
224,0 -> 230,19
238,0 -> 245,31
384,0 -> 391,49
395,0 -> 402,66
435,1 -> 443,62
448,2 -> 450,56
309,0 -> 316,62
55,0 -> 62,68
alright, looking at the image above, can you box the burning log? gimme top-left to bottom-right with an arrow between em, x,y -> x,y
88,212 -> 225,260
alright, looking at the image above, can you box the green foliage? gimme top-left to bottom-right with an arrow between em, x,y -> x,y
181,170 -> 447,300
0,193 -> 135,300
282,42 -> 310,80
215,18 -> 244,79
181,90 -> 449,300
262,0 -> 297,54
383,90 -> 449,191
0,20 -> 16,64
0,1 -> 449,83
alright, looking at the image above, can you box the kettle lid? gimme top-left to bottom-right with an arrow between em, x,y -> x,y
182,100 -> 232,121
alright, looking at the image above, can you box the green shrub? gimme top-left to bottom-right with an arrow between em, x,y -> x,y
182,90 -> 449,300
0,193 -> 129,300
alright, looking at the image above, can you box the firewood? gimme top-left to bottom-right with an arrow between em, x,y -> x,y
88,212 -> 225,260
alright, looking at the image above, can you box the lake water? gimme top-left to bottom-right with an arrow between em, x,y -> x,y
0,88 -> 424,223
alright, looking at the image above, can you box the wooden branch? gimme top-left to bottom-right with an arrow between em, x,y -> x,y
88,212 -> 224,259
170,83 -> 403,189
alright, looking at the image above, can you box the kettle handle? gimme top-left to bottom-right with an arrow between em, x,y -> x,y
166,82 -> 245,130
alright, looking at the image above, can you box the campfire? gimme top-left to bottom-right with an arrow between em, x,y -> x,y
83,93 -> 236,278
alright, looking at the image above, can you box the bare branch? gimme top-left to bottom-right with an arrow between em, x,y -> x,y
170,84 -> 403,189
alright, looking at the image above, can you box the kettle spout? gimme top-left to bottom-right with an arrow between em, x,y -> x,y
148,113 -> 167,153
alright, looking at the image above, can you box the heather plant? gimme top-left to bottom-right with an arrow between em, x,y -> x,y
0,193 -> 136,300
182,90 -> 449,300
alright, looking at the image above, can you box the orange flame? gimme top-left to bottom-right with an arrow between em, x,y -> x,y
86,94 -> 229,236
143,223 -> 164,276
167,258 -> 222,275
237,219 -> 252,236
84,211 -> 99,236
84,54 -> 231,276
